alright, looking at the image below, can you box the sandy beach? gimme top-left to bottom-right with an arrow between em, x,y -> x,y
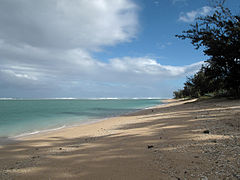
0,98 -> 240,180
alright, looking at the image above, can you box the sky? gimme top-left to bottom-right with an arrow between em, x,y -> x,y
0,0 -> 239,98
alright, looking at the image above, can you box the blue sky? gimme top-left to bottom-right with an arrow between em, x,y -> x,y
0,0 -> 239,98
96,0 -> 239,65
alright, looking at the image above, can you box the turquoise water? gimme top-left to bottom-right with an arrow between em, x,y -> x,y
0,99 -> 163,138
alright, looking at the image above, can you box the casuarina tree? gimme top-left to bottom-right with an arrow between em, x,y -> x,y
176,1 -> 240,98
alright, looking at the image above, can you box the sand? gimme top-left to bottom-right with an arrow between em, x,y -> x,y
0,98 -> 240,180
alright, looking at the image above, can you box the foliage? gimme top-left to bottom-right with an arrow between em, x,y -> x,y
174,2 -> 240,99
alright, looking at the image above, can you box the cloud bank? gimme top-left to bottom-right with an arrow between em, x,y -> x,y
0,0 -> 203,98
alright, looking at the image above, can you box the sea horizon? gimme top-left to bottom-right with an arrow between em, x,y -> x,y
0,97 -> 168,100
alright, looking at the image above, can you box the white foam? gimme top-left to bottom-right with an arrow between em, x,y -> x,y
49,98 -> 77,100
12,125 -> 66,138
0,98 -> 15,100
87,98 -> 120,100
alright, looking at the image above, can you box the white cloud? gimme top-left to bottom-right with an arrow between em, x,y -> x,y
0,38 -> 204,98
0,0 -> 138,51
179,6 -> 212,23
0,37 -> 204,96
171,0 -> 187,5
0,50 -> 203,85
1,69 -> 38,81
156,42 -> 172,50
0,0 -> 203,98
109,57 -> 203,77
154,1 -> 160,6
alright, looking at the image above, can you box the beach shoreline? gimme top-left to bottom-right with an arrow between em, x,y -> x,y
1,98 -> 239,179
9,99 -> 168,143
18,98 -> 180,142
0,99 -> 167,145
15,98 -> 173,144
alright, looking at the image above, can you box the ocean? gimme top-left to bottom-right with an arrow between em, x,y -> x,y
0,99 -> 163,140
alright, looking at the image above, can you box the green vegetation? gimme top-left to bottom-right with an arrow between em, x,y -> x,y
174,2 -> 240,99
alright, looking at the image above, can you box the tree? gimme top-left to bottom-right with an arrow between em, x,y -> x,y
176,2 -> 240,98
